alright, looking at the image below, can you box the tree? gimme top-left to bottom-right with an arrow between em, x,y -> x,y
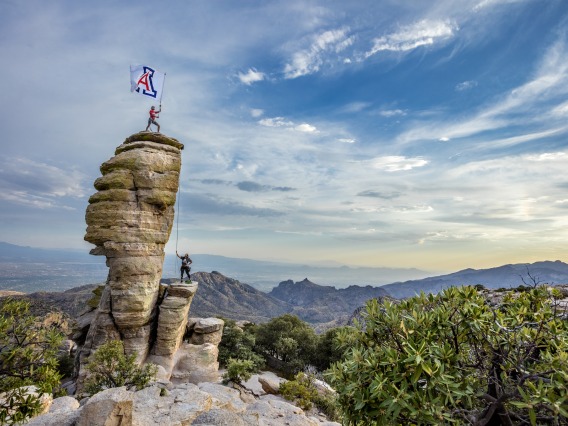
0,298 -> 64,424
218,318 -> 264,370
83,340 -> 157,395
222,358 -> 255,384
255,314 -> 319,375
327,286 -> 568,425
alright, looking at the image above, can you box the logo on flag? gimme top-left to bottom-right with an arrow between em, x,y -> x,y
130,65 -> 165,100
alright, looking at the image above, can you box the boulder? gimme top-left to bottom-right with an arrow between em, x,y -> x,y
170,343 -> 220,384
258,375 -> 283,395
76,387 -> 133,426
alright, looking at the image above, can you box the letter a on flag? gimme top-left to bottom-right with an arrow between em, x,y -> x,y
130,65 -> 165,100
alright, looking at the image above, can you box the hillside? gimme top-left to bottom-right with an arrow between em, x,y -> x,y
382,260 -> 568,298
270,278 -> 390,323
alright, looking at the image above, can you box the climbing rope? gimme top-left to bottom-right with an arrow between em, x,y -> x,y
174,181 -> 181,280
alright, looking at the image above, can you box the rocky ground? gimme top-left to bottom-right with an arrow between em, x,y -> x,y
25,374 -> 340,426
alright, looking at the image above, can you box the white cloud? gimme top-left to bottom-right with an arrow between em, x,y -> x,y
295,123 -> 318,133
337,138 -> 356,143
378,109 -> 406,117
455,80 -> 478,91
439,137 -> 450,142
365,20 -> 457,58
258,117 -> 293,127
250,109 -> 264,118
238,68 -> 266,85
283,28 -> 354,79
527,152 -> 567,162
371,156 -> 429,172
341,102 -> 371,113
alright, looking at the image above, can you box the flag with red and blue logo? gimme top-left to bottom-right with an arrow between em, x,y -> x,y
130,65 -> 165,101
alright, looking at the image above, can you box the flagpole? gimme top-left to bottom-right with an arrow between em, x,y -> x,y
160,72 -> 166,110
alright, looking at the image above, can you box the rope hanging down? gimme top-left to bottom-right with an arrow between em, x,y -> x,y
174,182 -> 181,279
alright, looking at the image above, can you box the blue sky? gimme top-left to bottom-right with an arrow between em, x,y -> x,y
1,0 -> 568,272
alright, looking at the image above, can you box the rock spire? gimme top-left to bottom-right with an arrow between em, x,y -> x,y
77,132 -> 196,388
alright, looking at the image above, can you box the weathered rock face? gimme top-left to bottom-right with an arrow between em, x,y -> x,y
77,132 -> 191,388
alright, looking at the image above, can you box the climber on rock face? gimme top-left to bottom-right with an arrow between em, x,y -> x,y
176,251 -> 192,282
145,105 -> 161,133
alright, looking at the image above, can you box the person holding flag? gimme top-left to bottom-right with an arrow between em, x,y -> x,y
145,105 -> 161,132
130,64 -> 166,132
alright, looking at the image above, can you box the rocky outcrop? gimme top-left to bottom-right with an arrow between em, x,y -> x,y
25,383 -> 342,426
77,132 -> 202,388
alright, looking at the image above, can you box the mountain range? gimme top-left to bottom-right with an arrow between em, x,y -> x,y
0,241 -> 431,292
382,260 -> 568,298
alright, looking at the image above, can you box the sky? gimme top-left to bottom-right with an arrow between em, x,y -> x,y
1,0 -> 568,272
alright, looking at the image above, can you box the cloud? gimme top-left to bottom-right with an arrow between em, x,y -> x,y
378,109 -> 407,117
365,20 -> 457,58
439,137 -> 450,142
237,68 -> 266,85
258,117 -> 318,133
455,80 -> 478,91
283,28 -> 354,79
200,179 -> 232,185
0,157 -> 86,209
236,181 -> 296,192
371,156 -> 429,172
258,117 -> 294,127
340,102 -> 371,113
357,190 -> 402,199
250,109 -> 264,118
295,123 -> 318,133
337,138 -> 356,144
188,193 -> 284,218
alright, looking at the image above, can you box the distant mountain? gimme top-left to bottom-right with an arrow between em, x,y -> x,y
269,278 -> 390,324
381,260 -> 568,299
0,241 -> 432,292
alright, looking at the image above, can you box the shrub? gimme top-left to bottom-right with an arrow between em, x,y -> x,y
83,340 -> 157,395
280,372 -> 341,421
223,358 -> 255,384
0,298 -> 64,424
327,286 -> 568,425
218,319 -> 264,370
255,314 -> 318,375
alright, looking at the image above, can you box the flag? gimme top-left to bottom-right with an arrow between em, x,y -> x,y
130,65 -> 165,100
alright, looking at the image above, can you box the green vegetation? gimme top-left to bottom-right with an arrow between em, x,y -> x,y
217,318 -> 264,370
0,298 -> 65,424
280,372 -> 340,421
83,340 -> 157,395
222,358 -> 256,384
254,314 -> 319,376
327,286 -> 568,425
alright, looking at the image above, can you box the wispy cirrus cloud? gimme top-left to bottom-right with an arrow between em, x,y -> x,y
283,27 -> 354,79
455,80 -> 478,91
238,68 -> 266,85
364,20 -> 457,58
0,157 -> 86,209
258,116 -> 318,133
371,156 -> 429,172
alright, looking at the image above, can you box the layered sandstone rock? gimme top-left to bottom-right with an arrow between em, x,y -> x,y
77,132 -> 194,387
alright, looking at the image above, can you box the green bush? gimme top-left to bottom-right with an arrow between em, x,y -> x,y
0,298 -> 64,424
255,314 -> 318,375
327,286 -> 568,425
218,319 -> 264,370
83,340 -> 157,395
222,358 -> 255,384
280,372 -> 341,421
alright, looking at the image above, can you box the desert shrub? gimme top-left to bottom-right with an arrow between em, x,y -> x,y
0,298 -> 64,424
83,340 -> 157,395
255,314 -> 318,375
218,319 -> 264,370
222,358 -> 255,384
327,286 -> 568,425
86,285 -> 105,309
280,372 -> 341,421
313,326 -> 350,371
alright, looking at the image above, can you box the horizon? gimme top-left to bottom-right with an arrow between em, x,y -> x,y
2,1 -> 568,271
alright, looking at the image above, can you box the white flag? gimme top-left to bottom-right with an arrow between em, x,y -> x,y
130,65 -> 165,101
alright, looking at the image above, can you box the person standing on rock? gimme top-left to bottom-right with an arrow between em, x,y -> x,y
145,105 -> 161,132
176,251 -> 192,282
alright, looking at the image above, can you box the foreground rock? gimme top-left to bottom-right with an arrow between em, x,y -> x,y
25,382 -> 341,426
